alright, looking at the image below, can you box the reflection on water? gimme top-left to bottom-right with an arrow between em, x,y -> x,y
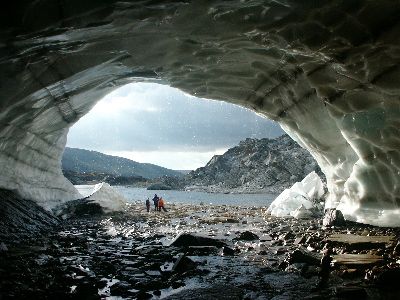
113,187 -> 277,207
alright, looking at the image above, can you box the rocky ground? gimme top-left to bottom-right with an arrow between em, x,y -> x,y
1,202 -> 400,299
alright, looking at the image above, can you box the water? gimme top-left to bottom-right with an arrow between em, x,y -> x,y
113,186 -> 277,207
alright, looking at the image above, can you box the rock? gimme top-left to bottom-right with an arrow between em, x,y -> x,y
183,135 -> 324,194
59,199 -> 104,218
369,267 -> 400,287
288,248 -> 321,265
110,281 -> 132,297
236,231 -> 259,241
153,290 -> 162,296
294,236 -> 306,245
223,246 -> 235,256
279,231 -> 296,241
332,254 -> 383,266
171,233 -> 226,248
322,209 -> 346,227
172,254 -> 197,274
74,281 -> 100,300
0,242 -> 8,252
186,246 -> 219,256
326,234 -> 394,250
285,263 -> 307,274
334,286 -> 367,299
225,218 -> 240,223
171,281 -> 185,289
275,247 -> 286,255
0,189 -> 60,242
136,291 -> 153,300
96,279 -> 108,289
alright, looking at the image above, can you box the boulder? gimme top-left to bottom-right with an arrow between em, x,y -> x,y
172,254 -> 197,273
236,231 -> 259,241
223,246 -> 236,256
287,248 -> 321,265
322,209 -> 346,227
334,286 -> 367,299
171,233 -> 226,248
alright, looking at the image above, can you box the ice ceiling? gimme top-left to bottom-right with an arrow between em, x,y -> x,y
0,0 -> 399,226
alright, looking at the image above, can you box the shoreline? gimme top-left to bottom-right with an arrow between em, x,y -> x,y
1,202 -> 399,299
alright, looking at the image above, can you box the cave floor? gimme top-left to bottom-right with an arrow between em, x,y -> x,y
1,203 -> 400,299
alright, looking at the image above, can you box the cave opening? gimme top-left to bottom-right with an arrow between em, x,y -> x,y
63,81 -> 294,208
65,82 -> 284,171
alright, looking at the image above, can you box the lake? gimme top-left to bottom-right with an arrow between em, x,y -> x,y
113,186 -> 277,207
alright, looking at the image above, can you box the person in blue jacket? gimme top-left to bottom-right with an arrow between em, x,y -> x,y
152,194 -> 159,211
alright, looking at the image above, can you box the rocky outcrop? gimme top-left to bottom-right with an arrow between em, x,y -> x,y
0,189 -> 60,243
184,135 -> 323,194
1,1 -> 400,225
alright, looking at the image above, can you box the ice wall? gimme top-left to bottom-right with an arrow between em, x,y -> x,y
0,0 -> 399,226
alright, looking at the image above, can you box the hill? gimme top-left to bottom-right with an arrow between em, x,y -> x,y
62,148 -> 183,182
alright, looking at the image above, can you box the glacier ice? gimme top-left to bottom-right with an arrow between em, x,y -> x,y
0,1 -> 400,226
267,172 -> 324,218
75,183 -> 127,213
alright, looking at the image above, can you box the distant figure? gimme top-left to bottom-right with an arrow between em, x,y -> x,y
158,197 -> 167,212
152,194 -> 159,211
145,198 -> 151,212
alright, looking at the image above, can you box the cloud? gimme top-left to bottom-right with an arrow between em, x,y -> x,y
67,83 -> 284,167
106,149 -> 227,170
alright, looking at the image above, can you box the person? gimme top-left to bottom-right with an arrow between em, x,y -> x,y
152,194 -> 159,211
145,198 -> 151,212
158,197 -> 167,212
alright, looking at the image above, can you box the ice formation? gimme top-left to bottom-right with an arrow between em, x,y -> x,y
0,1 -> 399,226
75,183 -> 127,213
267,172 -> 324,218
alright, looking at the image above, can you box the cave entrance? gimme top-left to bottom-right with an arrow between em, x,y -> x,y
66,82 -> 283,171
64,82 -> 284,204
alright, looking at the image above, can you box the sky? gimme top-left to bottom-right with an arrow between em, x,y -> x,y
67,83 -> 284,170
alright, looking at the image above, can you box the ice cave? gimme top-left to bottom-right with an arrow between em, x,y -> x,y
1,0 -> 400,227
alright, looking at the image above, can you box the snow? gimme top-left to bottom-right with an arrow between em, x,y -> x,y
75,182 -> 127,212
267,172 -> 324,218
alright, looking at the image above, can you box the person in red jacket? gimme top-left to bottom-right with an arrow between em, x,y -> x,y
158,197 -> 167,212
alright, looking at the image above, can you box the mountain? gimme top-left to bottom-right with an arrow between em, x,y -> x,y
182,134 -> 324,194
62,148 -> 183,182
